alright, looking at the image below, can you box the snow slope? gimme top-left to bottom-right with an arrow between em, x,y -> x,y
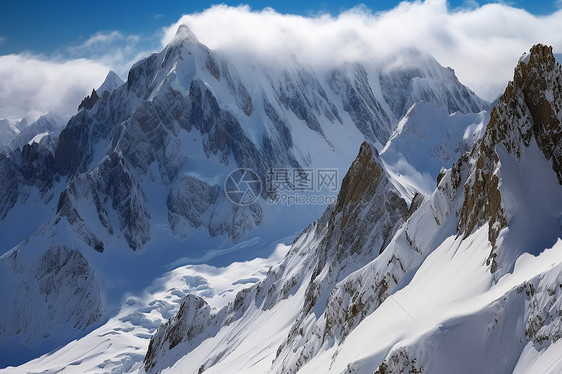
380,101 -> 489,199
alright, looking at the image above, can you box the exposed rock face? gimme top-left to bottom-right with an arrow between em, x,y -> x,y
33,246 -> 103,329
380,51 -> 488,119
457,141 -> 506,271
144,295 -> 222,372
458,44 -> 562,273
0,245 -> 103,350
329,65 -> 391,151
78,89 -> 100,111
522,270 -> 562,346
55,151 -> 151,252
310,142 -> 408,284
0,132 -> 57,220
166,175 -> 263,241
277,69 -> 334,137
0,154 -> 19,219
270,143 -> 408,372
373,348 -> 423,374
167,175 -> 220,235
509,45 -> 562,182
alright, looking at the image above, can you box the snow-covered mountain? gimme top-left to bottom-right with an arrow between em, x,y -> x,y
78,71 -> 124,111
7,112 -> 67,150
0,24 -> 487,253
137,44 -> 562,374
0,24 -> 492,369
1,113 -> 67,152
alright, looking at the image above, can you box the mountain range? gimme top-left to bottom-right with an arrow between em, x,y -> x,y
0,25 -> 560,374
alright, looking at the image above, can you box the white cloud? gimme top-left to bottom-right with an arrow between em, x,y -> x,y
65,30 -> 151,77
0,30 -> 156,121
162,1 -> 562,101
0,54 -> 109,121
81,31 -> 135,47
2,1 -> 562,121
0,37 -> 5,44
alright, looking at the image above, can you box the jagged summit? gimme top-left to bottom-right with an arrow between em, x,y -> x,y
493,44 -> 561,169
456,43 -> 562,273
77,88 -> 99,111
76,71 -> 122,115
508,44 -> 562,181
97,70 -> 124,94
380,49 -> 489,118
172,24 -> 200,45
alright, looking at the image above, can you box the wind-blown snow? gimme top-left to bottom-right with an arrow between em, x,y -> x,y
28,132 -> 48,145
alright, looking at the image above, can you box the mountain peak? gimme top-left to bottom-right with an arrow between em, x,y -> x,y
458,43 -> 562,273
171,24 -> 200,46
334,141 -> 380,210
499,43 -> 562,182
97,70 -> 124,93
519,44 -> 556,67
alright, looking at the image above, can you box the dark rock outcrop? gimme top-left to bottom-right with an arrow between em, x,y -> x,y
78,89 -> 100,111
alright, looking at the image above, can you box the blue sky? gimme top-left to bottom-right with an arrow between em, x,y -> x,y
0,0 -> 560,55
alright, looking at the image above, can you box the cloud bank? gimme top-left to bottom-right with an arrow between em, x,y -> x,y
0,54 -> 109,121
163,1 -> 562,101
0,31 -> 155,121
1,0 -> 562,121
